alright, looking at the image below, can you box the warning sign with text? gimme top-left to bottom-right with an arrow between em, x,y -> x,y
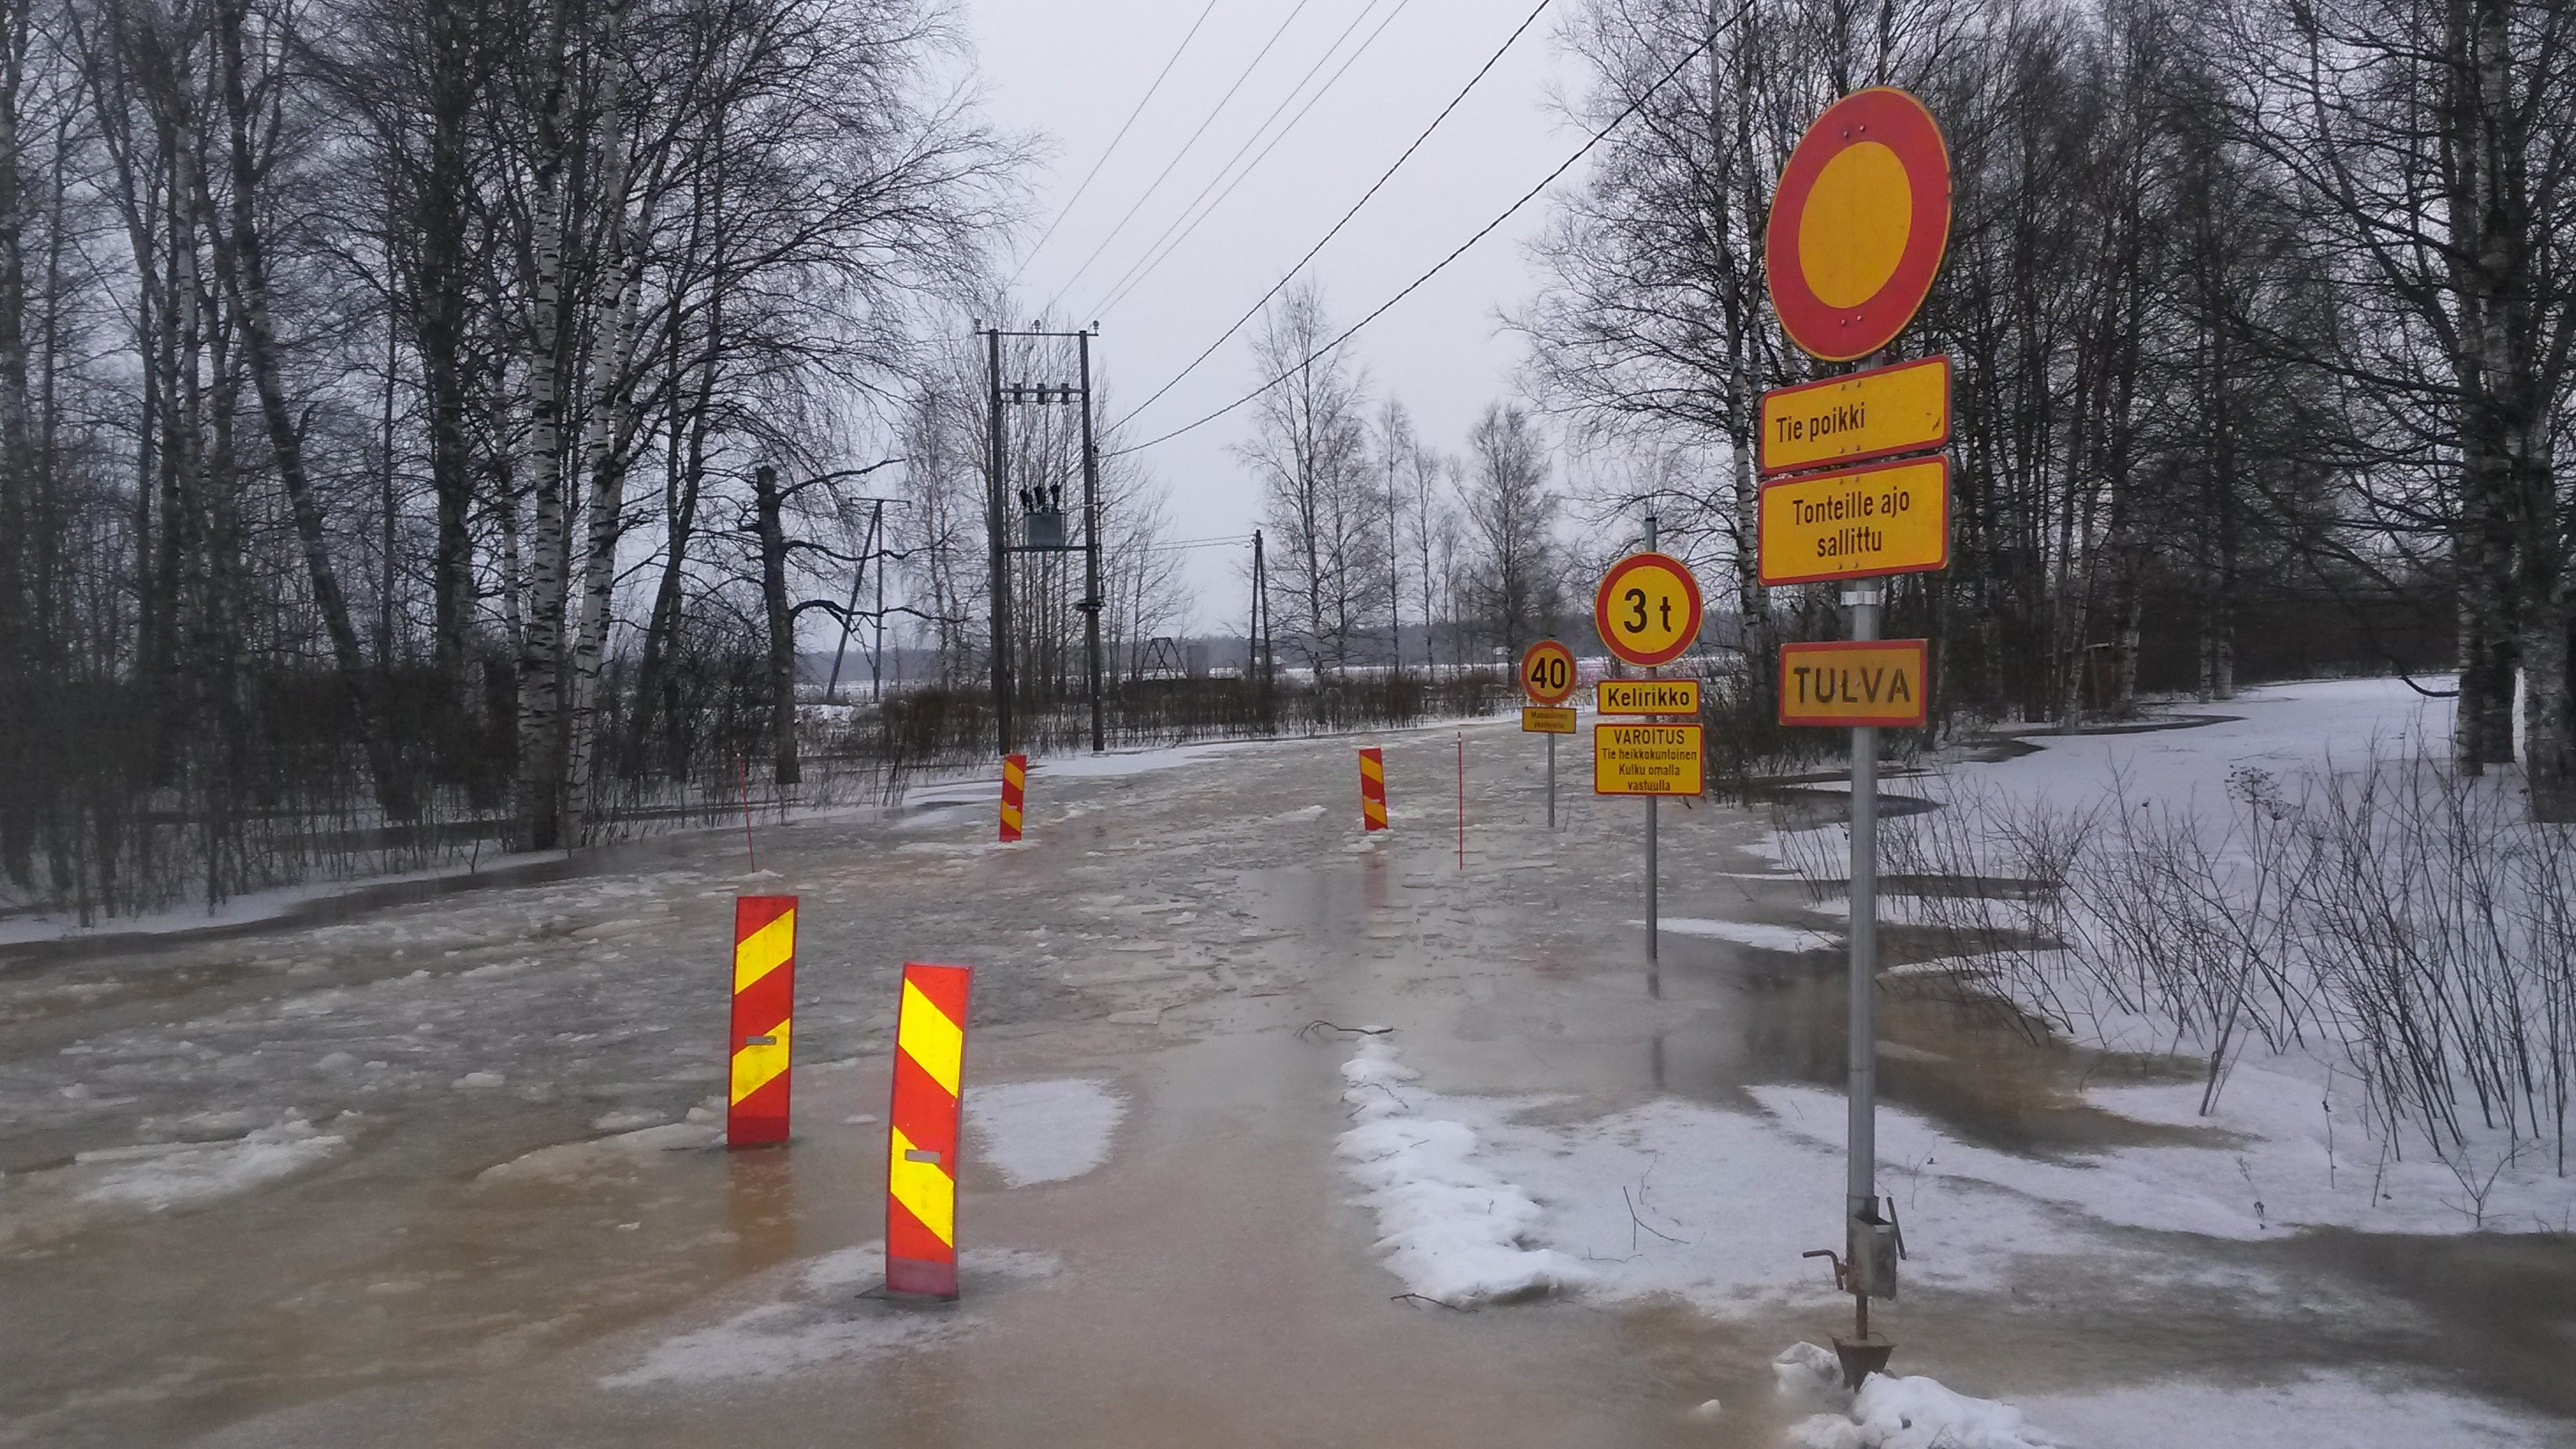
1779,640 -> 1929,728
1593,723 -> 1706,796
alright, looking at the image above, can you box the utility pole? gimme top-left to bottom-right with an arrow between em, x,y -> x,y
1079,329 -> 1105,753
872,501 -> 887,701
825,499 -> 881,705
1251,529 -> 1272,730
984,325 -> 1012,757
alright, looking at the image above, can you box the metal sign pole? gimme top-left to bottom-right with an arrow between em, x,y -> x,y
1846,580 -> 1882,1341
1546,733 -> 1556,830
1642,512 -> 1659,963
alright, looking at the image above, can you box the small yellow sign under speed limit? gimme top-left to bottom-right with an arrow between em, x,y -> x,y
1522,706 -> 1577,734
1593,722 -> 1705,796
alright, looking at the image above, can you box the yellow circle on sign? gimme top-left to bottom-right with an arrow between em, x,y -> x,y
1598,560 -> 1696,664
1796,141 -> 1912,308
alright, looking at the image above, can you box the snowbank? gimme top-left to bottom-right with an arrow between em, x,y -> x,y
1332,1041 -> 1590,1305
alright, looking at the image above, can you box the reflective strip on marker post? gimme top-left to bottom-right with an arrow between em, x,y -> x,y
999,754 -> 1027,842
727,896 -> 796,1146
1358,748 -> 1389,832
887,962 -> 973,1299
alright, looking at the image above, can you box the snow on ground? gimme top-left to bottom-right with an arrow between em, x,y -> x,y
1770,1333 -> 2557,1449
1756,1074 -> 2561,1238
1944,678 -> 2455,815
964,1079 -> 1125,1187
598,1242 -> 1060,1389
1640,918 -> 1837,952
1330,1046 -> 2372,1315
2018,1370 -> 2561,1449
1332,1041 -> 1590,1306
1772,676 -> 2576,1238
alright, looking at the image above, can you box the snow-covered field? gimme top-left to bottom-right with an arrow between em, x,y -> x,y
1773,677 -> 2576,1236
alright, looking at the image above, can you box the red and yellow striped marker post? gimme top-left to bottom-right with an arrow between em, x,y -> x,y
1359,748 -> 1390,832
999,753 -> 1027,842
887,962 -> 973,1299
727,896 -> 797,1147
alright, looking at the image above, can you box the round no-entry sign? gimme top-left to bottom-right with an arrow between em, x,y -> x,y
1765,88 -> 1951,362
1520,639 -> 1577,704
1594,553 -> 1703,668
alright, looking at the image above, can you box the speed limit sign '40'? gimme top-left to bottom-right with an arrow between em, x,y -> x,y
1594,553 -> 1703,669
1520,640 -> 1576,706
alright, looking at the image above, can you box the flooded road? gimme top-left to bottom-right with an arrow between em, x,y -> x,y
3,721 -> 2571,1445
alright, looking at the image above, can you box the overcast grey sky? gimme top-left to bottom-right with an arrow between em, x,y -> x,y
961,0 -> 1582,633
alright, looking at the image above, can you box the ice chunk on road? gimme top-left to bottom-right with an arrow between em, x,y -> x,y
1637,918 -> 1837,951
1779,1346 -> 2061,1449
604,1243 -> 1058,1388
79,1119 -> 345,1211
965,1079 -> 1125,1187
480,1123 -> 721,1181
1333,1040 -> 1590,1306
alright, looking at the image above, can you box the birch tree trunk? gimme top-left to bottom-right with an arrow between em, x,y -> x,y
562,0 -> 637,845
513,0 -> 575,850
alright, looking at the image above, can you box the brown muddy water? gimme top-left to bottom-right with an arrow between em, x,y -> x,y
1,720 -> 2569,1446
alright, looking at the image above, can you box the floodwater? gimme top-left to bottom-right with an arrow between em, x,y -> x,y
2,721 -> 2571,1446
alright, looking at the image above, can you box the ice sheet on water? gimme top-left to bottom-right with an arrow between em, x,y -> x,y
1636,917 -> 1836,952
77,1118 -> 346,1211
1038,743 -> 1238,779
601,1242 -> 1059,1388
478,1122 -> 722,1182
964,1079 -> 1125,1187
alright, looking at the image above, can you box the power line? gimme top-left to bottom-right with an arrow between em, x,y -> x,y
1106,0 -> 1556,431
1038,0 -> 1325,319
1105,23 -> 1720,461
1088,0 -> 1422,320
1006,0 -> 1223,289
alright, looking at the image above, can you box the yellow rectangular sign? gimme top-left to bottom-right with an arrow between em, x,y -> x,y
1758,356 -> 1950,476
1593,723 -> 1705,796
1522,706 -> 1576,734
1596,678 -> 1700,715
1758,456 -> 1950,587
1780,640 -> 1930,728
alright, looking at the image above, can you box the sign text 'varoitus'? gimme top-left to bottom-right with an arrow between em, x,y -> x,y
1594,722 -> 1705,796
